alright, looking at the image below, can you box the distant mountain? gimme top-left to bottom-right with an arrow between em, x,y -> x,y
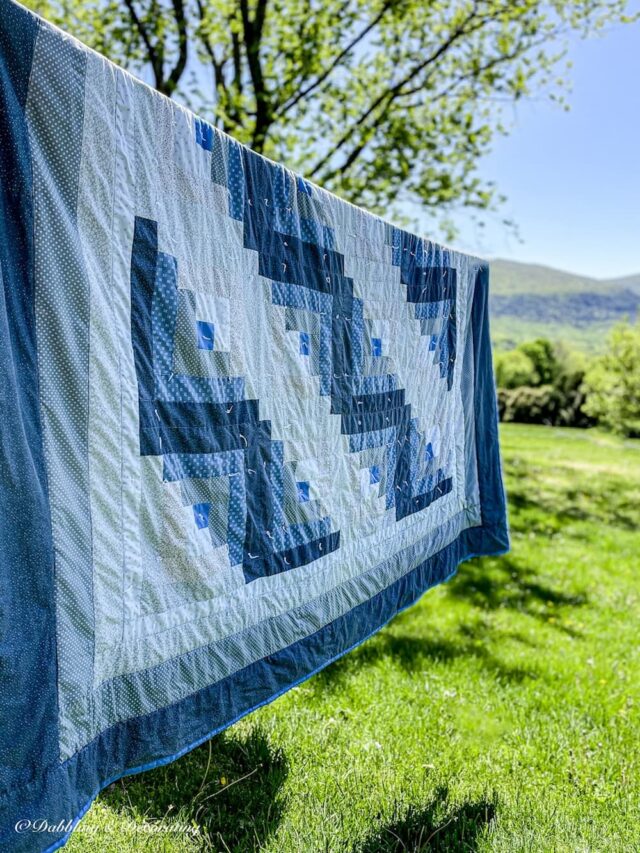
488,259 -> 640,351
608,273 -> 640,296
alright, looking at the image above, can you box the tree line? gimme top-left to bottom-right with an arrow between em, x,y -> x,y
495,319 -> 640,437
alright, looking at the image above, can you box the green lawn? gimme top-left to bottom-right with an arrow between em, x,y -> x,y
68,424 -> 640,852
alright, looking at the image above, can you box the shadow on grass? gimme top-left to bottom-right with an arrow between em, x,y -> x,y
313,615 -> 538,695
313,535 -> 588,693
448,554 -> 587,637
102,726 -> 287,851
355,787 -> 498,852
503,457 -> 638,534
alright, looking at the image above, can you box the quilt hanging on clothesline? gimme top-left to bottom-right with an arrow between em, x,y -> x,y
0,1 -> 508,849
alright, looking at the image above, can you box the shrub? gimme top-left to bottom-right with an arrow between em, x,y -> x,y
494,350 -> 539,389
494,338 -> 591,427
583,320 -> 640,437
499,384 -> 562,425
518,338 -> 561,386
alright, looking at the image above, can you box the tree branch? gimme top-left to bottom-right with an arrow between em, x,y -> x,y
123,0 -> 164,89
165,0 -> 189,96
308,8 -> 492,181
231,30 -> 243,97
195,0 -> 231,126
239,0 -> 271,150
398,31 -> 552,103
276,1 -> 394,118
318,25 -> 555,193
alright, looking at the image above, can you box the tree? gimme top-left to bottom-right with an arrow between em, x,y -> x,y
518,338 -> 561,386
494,338 -> 562,388
495,338 -> 591,427
494,349 -> 539,389
25,0 -> 634,228
583,319 -> 640,437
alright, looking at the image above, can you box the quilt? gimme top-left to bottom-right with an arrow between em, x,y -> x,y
0,1 -> 509,849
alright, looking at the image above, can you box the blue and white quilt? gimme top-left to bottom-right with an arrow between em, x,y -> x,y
0,1 -> 508,849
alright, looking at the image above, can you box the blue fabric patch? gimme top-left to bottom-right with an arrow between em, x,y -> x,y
193,502 -> 210,529
297,174 -> 312,195
196,320 -> 215,350
299,330 -> 310,355
195,118 -> 213,151
370,465 -> 381,485
425,442 -> 434,461
371,337 -> 382,357
296,481 -> 310,502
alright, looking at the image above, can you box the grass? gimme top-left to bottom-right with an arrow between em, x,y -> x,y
491,319 -> 614,354
67,424 -> 640,852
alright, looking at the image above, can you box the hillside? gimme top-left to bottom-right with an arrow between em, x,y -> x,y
609,273 -> 640,295
489,259 -> 640,351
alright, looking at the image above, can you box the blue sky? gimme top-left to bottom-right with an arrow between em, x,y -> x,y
424,16 -> 640,280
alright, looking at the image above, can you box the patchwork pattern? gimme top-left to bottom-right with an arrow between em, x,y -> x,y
0,3 -> 508,850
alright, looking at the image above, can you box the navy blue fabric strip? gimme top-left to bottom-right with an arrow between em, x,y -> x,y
466,263 -> 510,553
0,0 -> 61,798
341,403 -> 410,436
241,418 -> 275,579
396,477 -> 454,521
129,216 -> 158,403
141,398 -> 262,431
242,530 -> 342,582
139,417 -> 259,456
346,389 -> 406,414
405,267 -> 457,304
138,399 -> 263,455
